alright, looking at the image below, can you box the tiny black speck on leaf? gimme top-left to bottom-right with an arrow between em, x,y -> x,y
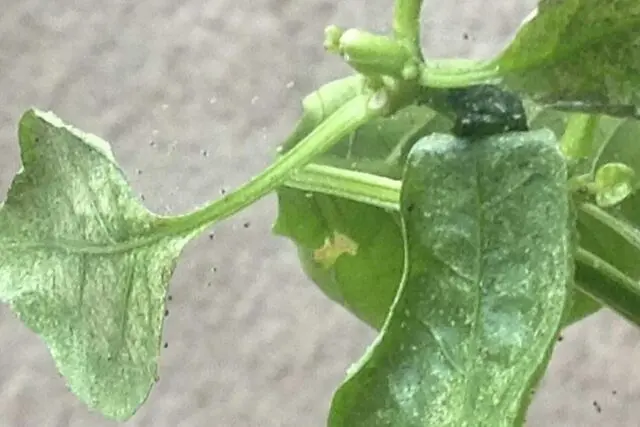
463,32 -> 469,40
243,222 -> 251,228
164,342 -> 168,349
164,309 -> 169,317
201,149 -> 208,157
406,204 -> 415,213
213,267 -> 218,272
168,295 -> 173,301
557,335 -> 564,342
612,390 -> 617,395
220,188 -> 227,195
208,232 -> 214,240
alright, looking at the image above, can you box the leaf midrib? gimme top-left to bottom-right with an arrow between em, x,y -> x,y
461,156 -> 484,421
0,232 -> 173,255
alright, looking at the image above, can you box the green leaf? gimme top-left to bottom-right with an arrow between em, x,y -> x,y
593,162 -> 636,207
493,1 -> 640,118
274,105 -> 451,329
0,110 -> 194,420
329,129 -> 572,427
275,188 -> 403,329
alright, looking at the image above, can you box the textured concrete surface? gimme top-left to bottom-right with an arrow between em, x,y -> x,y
1,1 -> 639,426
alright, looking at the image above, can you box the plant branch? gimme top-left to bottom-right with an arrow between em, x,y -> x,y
284,163 -> 401,211
418,62 -> 499,88
393,0 -> 424,58
579,202 -> 640,248
575,248 -> 640,326
160,92 -> 388,235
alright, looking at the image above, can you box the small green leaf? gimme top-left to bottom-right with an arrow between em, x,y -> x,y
329,129 -> 572,427
593,162 -> 636,207
493,1 -> 640,118
0,110 -> 194,420
275,105 -> 451,329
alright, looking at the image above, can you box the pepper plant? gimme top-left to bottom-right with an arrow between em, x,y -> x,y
1,0 -> 640,425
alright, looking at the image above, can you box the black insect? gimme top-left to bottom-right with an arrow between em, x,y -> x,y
447,84 -> 529,139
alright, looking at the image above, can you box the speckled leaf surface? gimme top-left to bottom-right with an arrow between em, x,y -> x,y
0,110 -> 192,420
329,129 -> 572,427
494,0 -> 640,118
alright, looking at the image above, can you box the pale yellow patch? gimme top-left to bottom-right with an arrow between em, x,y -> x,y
313,231 -> 358,268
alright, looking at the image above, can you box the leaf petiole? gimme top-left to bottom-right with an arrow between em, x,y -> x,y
418,62 -> 499,88
284,163 -> 401,211
575,247 -> 640,326
560,113 -> 599,160
392,0 -> 424,59
159,92 -> 388,236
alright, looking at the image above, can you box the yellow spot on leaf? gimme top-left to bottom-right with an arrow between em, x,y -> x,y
313,231 -> 358,268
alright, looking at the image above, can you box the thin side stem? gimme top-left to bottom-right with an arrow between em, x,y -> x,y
575,248 -> 640,326
579,202 -> 640,249
560,113 -> 599,160
285,163 -> 402,211
393,0 -> 424,58
160,93 -> 386,236
418,63 -> 499,88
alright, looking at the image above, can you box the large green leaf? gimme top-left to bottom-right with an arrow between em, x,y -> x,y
329,129 -> 572,427
275,105 -> 451,329
493,1 -> 640,118
0,110 -> 194,420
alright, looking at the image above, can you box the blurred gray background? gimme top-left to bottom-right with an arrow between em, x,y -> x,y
1,1 -> 639,426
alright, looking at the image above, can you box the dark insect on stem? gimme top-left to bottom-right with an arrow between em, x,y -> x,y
446,85 -> 529,139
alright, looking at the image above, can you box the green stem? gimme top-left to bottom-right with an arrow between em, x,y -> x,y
560,113 -> 599,160
162,93 -> 386,235
393,0 -> 424,58
284,163 -> 401,211
575,248 -> 640,326
418,63 -> 499,88
579,202 -> 640,249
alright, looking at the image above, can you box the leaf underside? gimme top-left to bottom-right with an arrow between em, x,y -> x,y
0,110 -> 192,420
329,129 -> 572,427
